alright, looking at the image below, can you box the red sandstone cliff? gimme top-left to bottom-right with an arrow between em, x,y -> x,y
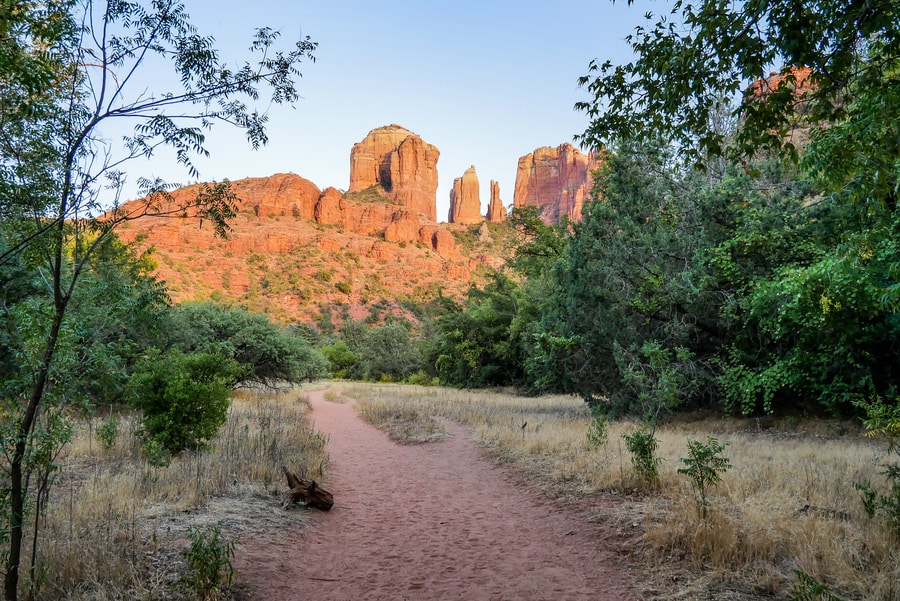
448,165 -> 482,224
349,124 -> 440,221
513,143 -> 599,224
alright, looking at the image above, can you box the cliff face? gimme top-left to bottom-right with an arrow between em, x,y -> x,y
513,143 -> 598,224
348,124 -> 440,221
448,165 -> 482,224
486,180 -> 507,223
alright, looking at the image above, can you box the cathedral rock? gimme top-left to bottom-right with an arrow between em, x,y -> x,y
513,143 -> 598,224
348,124 -> 440,221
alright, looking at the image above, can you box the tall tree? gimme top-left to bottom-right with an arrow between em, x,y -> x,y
0,2 -> 316,598
576,0 -> 900,414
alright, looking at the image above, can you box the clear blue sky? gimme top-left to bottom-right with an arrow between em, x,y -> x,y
126,0 -> 653,222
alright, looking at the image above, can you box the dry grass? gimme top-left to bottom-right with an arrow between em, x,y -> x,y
339,383 -> 899,601
21,386 -> 328,600
357,401 -> 447,444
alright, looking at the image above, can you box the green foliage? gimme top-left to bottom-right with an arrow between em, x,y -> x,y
622,428 -> 660,484
162,302 -> 328,386
430,273 -> 524,388
677,437 -> 731,520
0,0 -> 316,596
507,206 -> 569,277
330,318 -> 425,382
179,524 -> 235,601
853,395 -> 900,536
572,0 -> 900,419
128,350 -> 242,454
320,340 -> 358,378
576,0 -> 899,167
791,570 -> 845,601
407,371 -> 439,386
96,417 -> 118,452
585,406 -> 609,448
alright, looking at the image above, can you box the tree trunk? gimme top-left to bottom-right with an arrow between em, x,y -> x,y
281,466 -> 333,511
4,305 -> 65,601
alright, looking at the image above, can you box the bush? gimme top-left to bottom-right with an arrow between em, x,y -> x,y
128,349 -> 243,454
586,406 -> 609,448
677,436 -> 731,520
179,524 -> 235,600
623,428 -> 661,483
96,417 -> 118,451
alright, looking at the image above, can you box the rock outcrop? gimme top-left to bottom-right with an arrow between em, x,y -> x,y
513,143 -> 598,224
745,66 -> 814,101
486,180 -> 507,223
349,124 -> 440,221
448,165 -> 482,224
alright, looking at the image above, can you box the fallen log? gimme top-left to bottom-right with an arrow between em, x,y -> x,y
282,466 -> 334,511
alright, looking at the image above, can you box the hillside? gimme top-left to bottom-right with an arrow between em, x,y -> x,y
116,173 -> 517,323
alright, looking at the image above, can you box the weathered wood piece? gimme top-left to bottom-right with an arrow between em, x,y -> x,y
282,466 -> 334,511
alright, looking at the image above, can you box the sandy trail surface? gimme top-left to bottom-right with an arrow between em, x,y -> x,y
234,390 -> 637,600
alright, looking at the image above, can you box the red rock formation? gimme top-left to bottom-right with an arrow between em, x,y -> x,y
448,165 -> 482,224
486,180 -> 507,223
229,173 -> 321,220
349,124 -> 440,221
513,143 -> 598,224
383,209 -> 420,244
314,187 -> 343,225
745,66 -> 814,101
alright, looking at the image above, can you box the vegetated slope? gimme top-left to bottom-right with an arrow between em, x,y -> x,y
116,173 -> 517,323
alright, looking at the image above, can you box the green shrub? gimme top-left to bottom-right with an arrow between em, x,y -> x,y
96,417 -> 118,451
623,428 -> 660,483
790,570 -> 845,601
677,436 -> 731,520
128,349 -> 243,454
407,371 -> 436,386
586,406 -> 609,448
854,395 -> 900,536
179,524 -> 235,600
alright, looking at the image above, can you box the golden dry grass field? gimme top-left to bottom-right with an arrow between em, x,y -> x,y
24,388 -> 327,600
18,383 -> 900,600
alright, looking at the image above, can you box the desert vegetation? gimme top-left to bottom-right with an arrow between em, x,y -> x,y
347,383 -> 898,600
8,387 -> 326,600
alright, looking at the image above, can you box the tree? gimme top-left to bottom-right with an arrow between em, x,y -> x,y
161,302 -> 328,386
0,2 -> 316,597
127,349 -> 243,457
576,0 -> 900,416
576,0 -> 899,166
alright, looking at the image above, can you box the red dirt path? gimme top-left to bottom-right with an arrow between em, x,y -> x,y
234,390 -> 638,600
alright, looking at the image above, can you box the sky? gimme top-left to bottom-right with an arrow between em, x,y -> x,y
119,0 -> 654,222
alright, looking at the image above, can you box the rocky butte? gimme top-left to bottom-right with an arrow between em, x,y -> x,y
448,165 -> 483,224
348,124 -> 440,221
513,143 -> 599,224
112,124 -> 521,323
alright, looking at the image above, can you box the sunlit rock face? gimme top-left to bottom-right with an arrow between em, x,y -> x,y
513,143 -> 599,224
448,165 -> 482,224
349,124 -> 440,221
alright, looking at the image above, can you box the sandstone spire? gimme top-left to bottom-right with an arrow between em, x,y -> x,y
486,180 -> 507,223
448,165 -> 482,224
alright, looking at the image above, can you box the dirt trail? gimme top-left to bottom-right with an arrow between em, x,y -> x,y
234,390 -> 637,600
